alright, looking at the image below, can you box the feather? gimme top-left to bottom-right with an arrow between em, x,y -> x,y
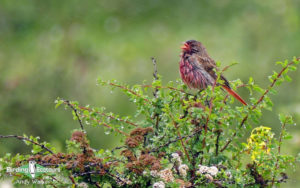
222,85 -> 247,105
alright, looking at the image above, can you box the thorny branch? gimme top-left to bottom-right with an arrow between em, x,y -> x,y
271,118 -> 287,186
1,58 -> 297,187
107,82 -> 150,103
77,105 -> 139,127
215,130 -> 221,156
151,57 -> 159,96
220,59 -> 299,152
168,111 -> 191,162
64,100 -> 85,132
68,175 -> 76,186
81,115 -> 129,137
150,125 -> 203,153
202,79 -> 217,149
48,176 -> 64,186
142,85 -> 192,95
174,122 -> 191,162
0,135 -> 54,154
73,167 -> 130,186
151,57 -> 161,136
62,100 -> 130,136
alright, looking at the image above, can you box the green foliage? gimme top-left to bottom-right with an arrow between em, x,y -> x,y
0,58 -> 299,187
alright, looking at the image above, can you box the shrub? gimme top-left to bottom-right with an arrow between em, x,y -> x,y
0,57 -> 299,187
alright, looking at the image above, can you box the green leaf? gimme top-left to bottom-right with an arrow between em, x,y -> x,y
279,114 -> 286,123
54,98 -> 63,109
83,110 -> 90,116
72,110 -> 78,120
248,77 -> 254,84
293,57 -> 300,64
289,65 -> 297,71
253,85 -> 264,93
283,134 -> 293,140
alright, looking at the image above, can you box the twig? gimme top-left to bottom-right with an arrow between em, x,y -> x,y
49,183 -> 58,188
64,100 -> 85,132
154,116 -> 160,136
221,63 -> 238,72
107,171 -> 132,186
69,175 -> 76,183
77,105 -> 138,127
73,171 -> 99,177
73,169 -> 129,187
168,112 -> 191,162
202,79 -> 217,149
151,57 -> 159,97
220,115 -> 248,152
253,62 -> 296,109
190,122 -> 203,183
271,118 -> 287,186
247,163 -> 267,187
150,127 -> 202,153
220,60 -> 298,152
108,82 -> 150,103
212,180 -> 224,188
63,100 -> 88,154
111,145 -> 127,153
245,177 -> 288,187
81,115 -> 129,137
151,57 -> 161,135
142,85 -> 192,95
0,135 -> 54,154
215,130 -> 221,156
173,121 -> 191,162
48,175 -> 64,185
87,165 -> 101,188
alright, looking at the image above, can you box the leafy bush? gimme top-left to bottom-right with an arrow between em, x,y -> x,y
0,57 -> 299,187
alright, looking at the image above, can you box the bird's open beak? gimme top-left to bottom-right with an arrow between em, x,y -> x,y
181,43 -> 190,51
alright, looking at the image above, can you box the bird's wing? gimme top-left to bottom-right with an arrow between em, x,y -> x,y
186,55 -> 215,87
195,55 -> 231,88
197,56 -> 216,72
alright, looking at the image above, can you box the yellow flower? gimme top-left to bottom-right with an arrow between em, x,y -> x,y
246,126 -> 274,162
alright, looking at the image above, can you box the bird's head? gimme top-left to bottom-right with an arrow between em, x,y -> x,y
181,40 -> 206,55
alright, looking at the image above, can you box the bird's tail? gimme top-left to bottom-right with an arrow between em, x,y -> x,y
222,85 -> 247,106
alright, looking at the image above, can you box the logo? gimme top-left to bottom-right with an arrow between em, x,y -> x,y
6,161 -> 60,179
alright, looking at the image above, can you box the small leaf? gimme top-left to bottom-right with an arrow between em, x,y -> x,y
284,75 -> 292,82
289,65 -> 297,71
279,114 -> 286,123
83,110 -> 90,116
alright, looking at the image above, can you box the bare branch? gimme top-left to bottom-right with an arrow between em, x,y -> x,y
77,105 -> 138,127
151,57 -> 160,135
64,100 -> 85,132
0,135 -> 54,154
108,82 -> 150,103
81,115 -> 129,137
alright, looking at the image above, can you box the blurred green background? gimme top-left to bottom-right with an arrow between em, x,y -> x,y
0,0 -> 299,187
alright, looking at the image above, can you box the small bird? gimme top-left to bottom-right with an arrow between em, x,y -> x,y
180,40 -> 247,105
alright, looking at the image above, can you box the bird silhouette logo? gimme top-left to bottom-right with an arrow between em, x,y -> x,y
28,161 -> 37,178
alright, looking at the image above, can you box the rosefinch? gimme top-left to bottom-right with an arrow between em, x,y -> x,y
180,40 -> 247,105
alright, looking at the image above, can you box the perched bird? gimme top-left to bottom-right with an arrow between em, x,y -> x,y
179,40 -> 247,105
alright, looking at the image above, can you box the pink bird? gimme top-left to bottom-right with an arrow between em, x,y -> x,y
180,40 -> 247,105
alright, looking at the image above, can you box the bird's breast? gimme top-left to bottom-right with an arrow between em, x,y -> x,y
179,57 -> 214,90
179,58 -> 196,88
